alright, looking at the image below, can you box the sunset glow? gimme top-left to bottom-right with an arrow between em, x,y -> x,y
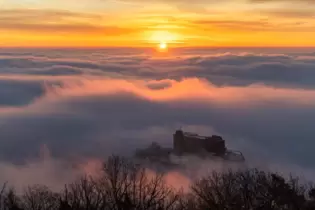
1,0 -> 315,47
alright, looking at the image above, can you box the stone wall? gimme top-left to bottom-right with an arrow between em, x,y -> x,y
173,130 -> 226,155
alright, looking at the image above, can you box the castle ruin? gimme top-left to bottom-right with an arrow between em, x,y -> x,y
173,129 -> 227,156
134,129 -> 245,163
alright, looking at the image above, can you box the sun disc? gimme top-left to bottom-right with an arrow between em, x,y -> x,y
159,42 -> 167,50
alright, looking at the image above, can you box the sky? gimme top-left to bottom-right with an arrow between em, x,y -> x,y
1,47 -> 315,190
1,0 -> 315,192
0,0 -> 315,47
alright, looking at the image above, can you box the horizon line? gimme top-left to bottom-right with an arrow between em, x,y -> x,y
1,46 -> 315,49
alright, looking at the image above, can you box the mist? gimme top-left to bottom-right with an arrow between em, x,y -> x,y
0,47 -> 315,190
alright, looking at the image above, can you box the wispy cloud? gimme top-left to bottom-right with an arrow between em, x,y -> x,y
1,1 -> 315,46
0,9 -> 139,35
249,0 -> 315,3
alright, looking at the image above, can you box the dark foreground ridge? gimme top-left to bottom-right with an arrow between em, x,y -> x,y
0,155 -> 315,210
134,129 -> 245,168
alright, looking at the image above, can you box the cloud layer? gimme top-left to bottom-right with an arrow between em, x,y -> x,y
1,47 -> 315,190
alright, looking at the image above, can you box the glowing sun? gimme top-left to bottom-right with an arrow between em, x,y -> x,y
159,42 -> 167,50
157,42 -> 168,52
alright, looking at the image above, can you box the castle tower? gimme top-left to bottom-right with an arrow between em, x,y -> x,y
173,129 -> 184,155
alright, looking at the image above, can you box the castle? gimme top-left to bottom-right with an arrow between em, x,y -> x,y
134,129 -> 245,162
173,129 -> 227,156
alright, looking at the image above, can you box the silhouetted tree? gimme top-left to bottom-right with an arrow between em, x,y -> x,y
22,185 -> 59,210
1,156 -> 315,210
59,176 -> 107,210
98,155 -> 180,210
190,168 -> 311,210
4,189 -> 23,210
58,155 -> 181,210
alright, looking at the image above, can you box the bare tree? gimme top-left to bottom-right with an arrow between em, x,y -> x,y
59,176 -> 107,210
4,189 -> 23,210
190,168 -> 310,210
0,183 -> 7,210
98,155 -> 181,210
2,158 -> 315,210
22,185 -> 58,210
58,155 -> 181,210
191,169 -> 245,210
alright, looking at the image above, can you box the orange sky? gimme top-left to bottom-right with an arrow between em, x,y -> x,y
1,0 -> 315,47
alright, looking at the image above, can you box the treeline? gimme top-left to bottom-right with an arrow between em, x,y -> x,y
0,155 -> 315,210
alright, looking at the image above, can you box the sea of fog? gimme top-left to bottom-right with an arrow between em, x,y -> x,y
0,47 -> 315,191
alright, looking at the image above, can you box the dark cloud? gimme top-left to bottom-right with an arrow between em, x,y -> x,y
0,79 -> 44,106
179,54 -> 315,88
146,80 -> 173,90
2,51 -> 315,89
